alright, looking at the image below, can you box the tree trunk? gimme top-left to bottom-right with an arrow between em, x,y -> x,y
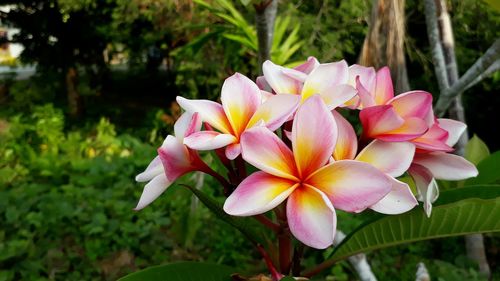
66,67 -> 83,118
359,0 -> 410,93
254,0 -> 278,71
426,0 -> 491,277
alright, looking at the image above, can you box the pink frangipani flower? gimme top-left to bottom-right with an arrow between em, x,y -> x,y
261,59 -> 357,110
408,118 -> 478,216
332,110 -> 418,214
354,66 -> 434,142
177,73 -> 300,160
223,95 -> 392,249
134,112 -> 204,210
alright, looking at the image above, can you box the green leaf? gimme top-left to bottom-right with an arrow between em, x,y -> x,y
118,261 -> 234,281
326,197 -> 500,264
279,277 -> 296,281
181,184 -> 262,245
465,151 -> 500,185
465,134 -> 490,165
433,184 -> 500,205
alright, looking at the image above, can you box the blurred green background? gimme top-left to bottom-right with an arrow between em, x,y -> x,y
0,0 -> 498,280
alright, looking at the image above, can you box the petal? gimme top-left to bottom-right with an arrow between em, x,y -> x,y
174,112 -> 202,140
225,143 -> 241,160
136,156 -> 163,182
282,68 -> 308,82
360,105 -> 405,138
292,95 -> 337,178
373,66 -> 394,105
388,91 -> 433,119
294,56 -> 320,74
241,127 -> 298,181
263,60 -> 302,94
260,90 -> 274,103
378,117 -> 428,141
409,164 -> 439,217
256,76 -> 272,92
134,173 -> 172,210
332,110 -> 357,160
370,177 -> 418,214
301,60 -> 349,101
348,64 -> 376,93
411,123 -> 453,152
320,84 -> 358,110
355,140 -> 415,177
247,94 -> 300,131
356,76 -> 376,108
306,160 -> 392,213
412,152 -> 478,180
158,135 -> 198,181
183,131 -> 237,150
287,185 -> 336,249
176,96 -> 232,134
221,73 -> 261,136
437,118 -> 467,147
224,171 -> 298,216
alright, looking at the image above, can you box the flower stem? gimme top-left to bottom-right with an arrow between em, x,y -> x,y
277,204 -> 292,275
254,214 -> 280,233
257,244 -> 284,281
198,163 -> 232,196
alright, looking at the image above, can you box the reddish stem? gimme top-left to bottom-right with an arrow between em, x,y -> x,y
257,244 -> 284,281
254,214 -> 280,233
198,162 -> 232,196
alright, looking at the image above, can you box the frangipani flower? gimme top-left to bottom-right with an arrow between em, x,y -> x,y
134,112 -> 203,210
346,65 -> 432,141
261,60 -> 357,110
223,95 -> 392,249
408,118 -> 478,216
359,87 -> 433,141
177,73 -> 300,160
332,110 -> 418,214
256,56 -> 319,93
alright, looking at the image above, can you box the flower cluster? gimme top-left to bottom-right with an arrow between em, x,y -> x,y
135,57 -> 478,249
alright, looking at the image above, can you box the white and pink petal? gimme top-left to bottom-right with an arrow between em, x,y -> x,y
370,177 -> 418,214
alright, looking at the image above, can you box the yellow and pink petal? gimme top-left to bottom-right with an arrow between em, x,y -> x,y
306,160 -> 392,213
332,110 -> 358,161
241,127 -> 298,181
223,171 -> 298,216
246,94 -> 300,131
292,95 -> 337,178
176,96 -> 233,134
286,185 -> 336,249
263,60 -> 302,95
301,61 -> 349,103
355,140 -> 415,177
220,73 -> 261,136
373,66 -> 394,105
